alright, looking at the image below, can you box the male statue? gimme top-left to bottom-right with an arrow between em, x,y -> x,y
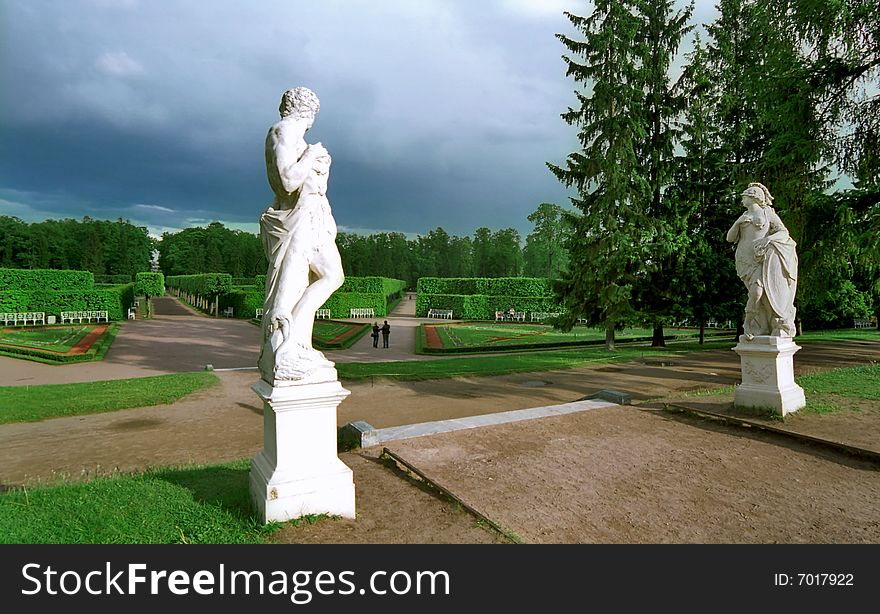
258,87 -> 344,383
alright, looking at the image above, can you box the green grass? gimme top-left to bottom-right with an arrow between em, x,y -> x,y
0,371 -> 220,424
797,329 -> 879,343
680,362 -> 880,416
0,325 -> 93,352
0,460 -> 282,544
798,363 -> 880,400
421,322 -> 733,354
337,345 -> 695,381
312,320 -> 370,350
0,323 -> 121,364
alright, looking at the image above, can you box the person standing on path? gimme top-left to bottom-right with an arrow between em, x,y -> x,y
371,322 -> 380,348
381,320 -> 391,348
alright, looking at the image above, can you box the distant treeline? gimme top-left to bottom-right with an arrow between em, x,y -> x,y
0,216 -> 153,277
158,222 -> 266,278
1,201 -> 569,292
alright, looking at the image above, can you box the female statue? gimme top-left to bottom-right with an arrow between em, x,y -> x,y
725,182 -> 798,338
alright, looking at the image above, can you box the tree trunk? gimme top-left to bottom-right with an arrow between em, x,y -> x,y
651,323 -> 665,348
699,319 -> 705,345
604,321 -> 616,351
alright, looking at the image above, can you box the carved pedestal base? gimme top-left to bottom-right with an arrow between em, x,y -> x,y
250,379 -> 355,523
732,335 -> 805,416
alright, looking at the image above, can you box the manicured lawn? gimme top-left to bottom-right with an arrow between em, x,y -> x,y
337,343 -> 713,381
797,329 -> 879,343
313,320 -> 369,350
422,322 -> 731,353
0,323 -> 120,364
0,460 -> 282,544
0,325 -> 93,352
0,372 -> 220,424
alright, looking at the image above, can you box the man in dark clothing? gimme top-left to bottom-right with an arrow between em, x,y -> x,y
371,322 -> 380,348
381,320 -> 391,348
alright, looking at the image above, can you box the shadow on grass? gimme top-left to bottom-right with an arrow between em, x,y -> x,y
151,462 -> 256,522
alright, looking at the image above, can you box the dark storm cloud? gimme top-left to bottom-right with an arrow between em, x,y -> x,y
0,0 -> 710,237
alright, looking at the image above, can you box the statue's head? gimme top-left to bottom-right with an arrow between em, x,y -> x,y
741,182 -> 773,208
279,87 -> 320,123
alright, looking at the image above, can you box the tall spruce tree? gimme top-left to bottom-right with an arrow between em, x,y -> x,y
631,0 -> 694,347
549,0 -> 652,350
672,33 -> 743,342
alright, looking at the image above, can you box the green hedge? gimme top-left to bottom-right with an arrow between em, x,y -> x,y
0,268 -> 94,293
135,272 -> 165,297
417,277 -> 553,297
0,284 -> 135,321
416,277 -> 557,319
219,288 -> 265,319
165,274 -> 232,296
339,276 -> 406,296
198,275 -> 403,319
321,292 -> 386,318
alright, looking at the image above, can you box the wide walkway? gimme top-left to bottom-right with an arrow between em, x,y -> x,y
0,297 -> 261,386
0,295 -> 443,386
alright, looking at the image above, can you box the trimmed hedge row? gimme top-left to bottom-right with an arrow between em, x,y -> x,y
321,292 -> 387,318
220,287 -> 265,319
415,293 -> 559,320
249,275 -> 405,295
340,276 -> 407,296
0,284 -> 135,321
165,274 -> 232,296
227,275 -> 403,319
417,277 -> 553,297
219,289 -> 390,319
0,268 -> 94,293
135,272 -> 165,297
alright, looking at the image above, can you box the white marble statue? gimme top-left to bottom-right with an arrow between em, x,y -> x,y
726,182 -> 799,338
258,87 -> 344,384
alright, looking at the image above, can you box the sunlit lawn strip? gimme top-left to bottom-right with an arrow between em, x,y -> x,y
0,372 -> 220,424
424,323 -> 733,354
798,364 -> 880,400
337,344 -> 710,381
797,329 -> 879,343
0,460 -> 282,544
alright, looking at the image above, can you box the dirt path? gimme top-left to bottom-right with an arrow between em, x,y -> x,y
385,405 -> 880,543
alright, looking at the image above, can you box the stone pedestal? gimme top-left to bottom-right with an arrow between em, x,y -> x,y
250,378 -> 355,523
732,335 -> 805,416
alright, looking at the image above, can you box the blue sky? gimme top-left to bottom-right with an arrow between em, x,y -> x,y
0,0 -> 717,238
